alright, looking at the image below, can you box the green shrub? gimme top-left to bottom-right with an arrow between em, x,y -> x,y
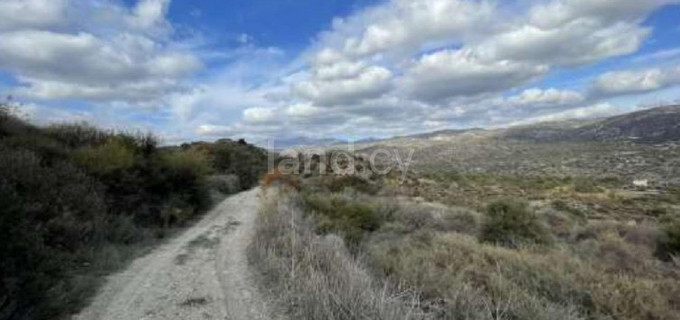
657,219 -> 680,260
480,199 -> 551,247
326,175 -> 380,195
45,123 -> 113,148
71,138 -> 135,174
161,149 -> 212,177
573,179 -> 602,193
0,103 -> 37,137
210,140 -> 267,189
302,193 -> 383,247
0,147 -> 107,319
105,215 -> 150,245
551,200 -> 587,221
158,149 -> 213,217
1,134 -> 69,163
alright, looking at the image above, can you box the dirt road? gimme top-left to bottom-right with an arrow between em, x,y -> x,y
74,188 -> 272,320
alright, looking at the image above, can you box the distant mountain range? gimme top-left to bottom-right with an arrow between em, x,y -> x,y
251,105 -> 680,149
254,136 -> 345,150
504,105 -> 680,143
252,136 -> 388,150
382,105 -> 680,145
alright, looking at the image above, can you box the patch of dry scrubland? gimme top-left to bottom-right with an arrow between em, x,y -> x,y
249,188 -> 422,319
252,171 -> 680,319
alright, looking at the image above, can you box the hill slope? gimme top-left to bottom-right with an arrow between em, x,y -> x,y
505,106 -> 680,143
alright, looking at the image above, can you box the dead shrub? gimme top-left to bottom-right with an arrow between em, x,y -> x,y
262,169 -> 300,189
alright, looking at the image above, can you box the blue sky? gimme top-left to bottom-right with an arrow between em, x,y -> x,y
1,0 -> 680,143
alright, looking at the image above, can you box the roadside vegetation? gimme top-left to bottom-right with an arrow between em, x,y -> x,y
0,104 -> 267,319
252,153 -> 680,320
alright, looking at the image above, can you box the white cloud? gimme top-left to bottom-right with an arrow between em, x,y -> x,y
300,0 -> 675,105
314,61 -> 366,80
313,0 -> 496,61
196,124 -> 233,136
401,49 -> 548,101
0,0 -> 199,103
13,78 -> 186,102
507,88 -> 585,107
286,103 -> 322,118
528,0 -> 677,28
243,107 -> 277,124
0,0 -> 67,31
476,21 -> 649,66
508,102 -> 618,126
129,0 -> 170,31
195,121 -> 283,139
294,65 -> 392,105
591,67 -> 680,97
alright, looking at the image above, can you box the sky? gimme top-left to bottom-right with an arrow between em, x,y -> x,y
1,0 -> 680,144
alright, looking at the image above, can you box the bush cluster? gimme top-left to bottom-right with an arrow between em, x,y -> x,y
480,199 -> 552,247
302,192 -> 386,247
657,217 -> 680,260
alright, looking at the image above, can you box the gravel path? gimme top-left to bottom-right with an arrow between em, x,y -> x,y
73,188 -> 271,320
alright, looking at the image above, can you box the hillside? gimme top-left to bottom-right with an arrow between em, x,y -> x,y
505,105 -> 680,143
351,105 -> 680,187
257,122 -> 680,320
278,106 -> 680,149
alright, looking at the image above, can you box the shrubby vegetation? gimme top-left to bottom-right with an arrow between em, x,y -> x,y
178,139 -> 268,191
250,189 -> 421,320
658,216 -> 680,260
480,199 -> 552,247
0,104 -> 267,319
253,155 -> 680,320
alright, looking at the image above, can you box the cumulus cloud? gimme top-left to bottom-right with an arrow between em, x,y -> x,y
196,121 -> 283,138
196,124 -> 234,136
294,65 -> 392,105
0,0 -> 67,31
528,0 -> 677,28
286,103 -> 322,118
507,88 -> 585,107
0,0 -> 199,103
297,0 -> 677,106
129,0 -> 171,31
590,67 -> 680,97
476,21 -> 649,66
343,0 -> 495,58
401,49 -> 548,102
243,107 -> 277,124
312,0 -> 496,62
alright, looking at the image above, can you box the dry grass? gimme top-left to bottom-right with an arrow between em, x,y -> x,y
368,231 -> 679,319
249,188 -> 422,320
251,152 -> 680,320
252,181 -> 680,320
